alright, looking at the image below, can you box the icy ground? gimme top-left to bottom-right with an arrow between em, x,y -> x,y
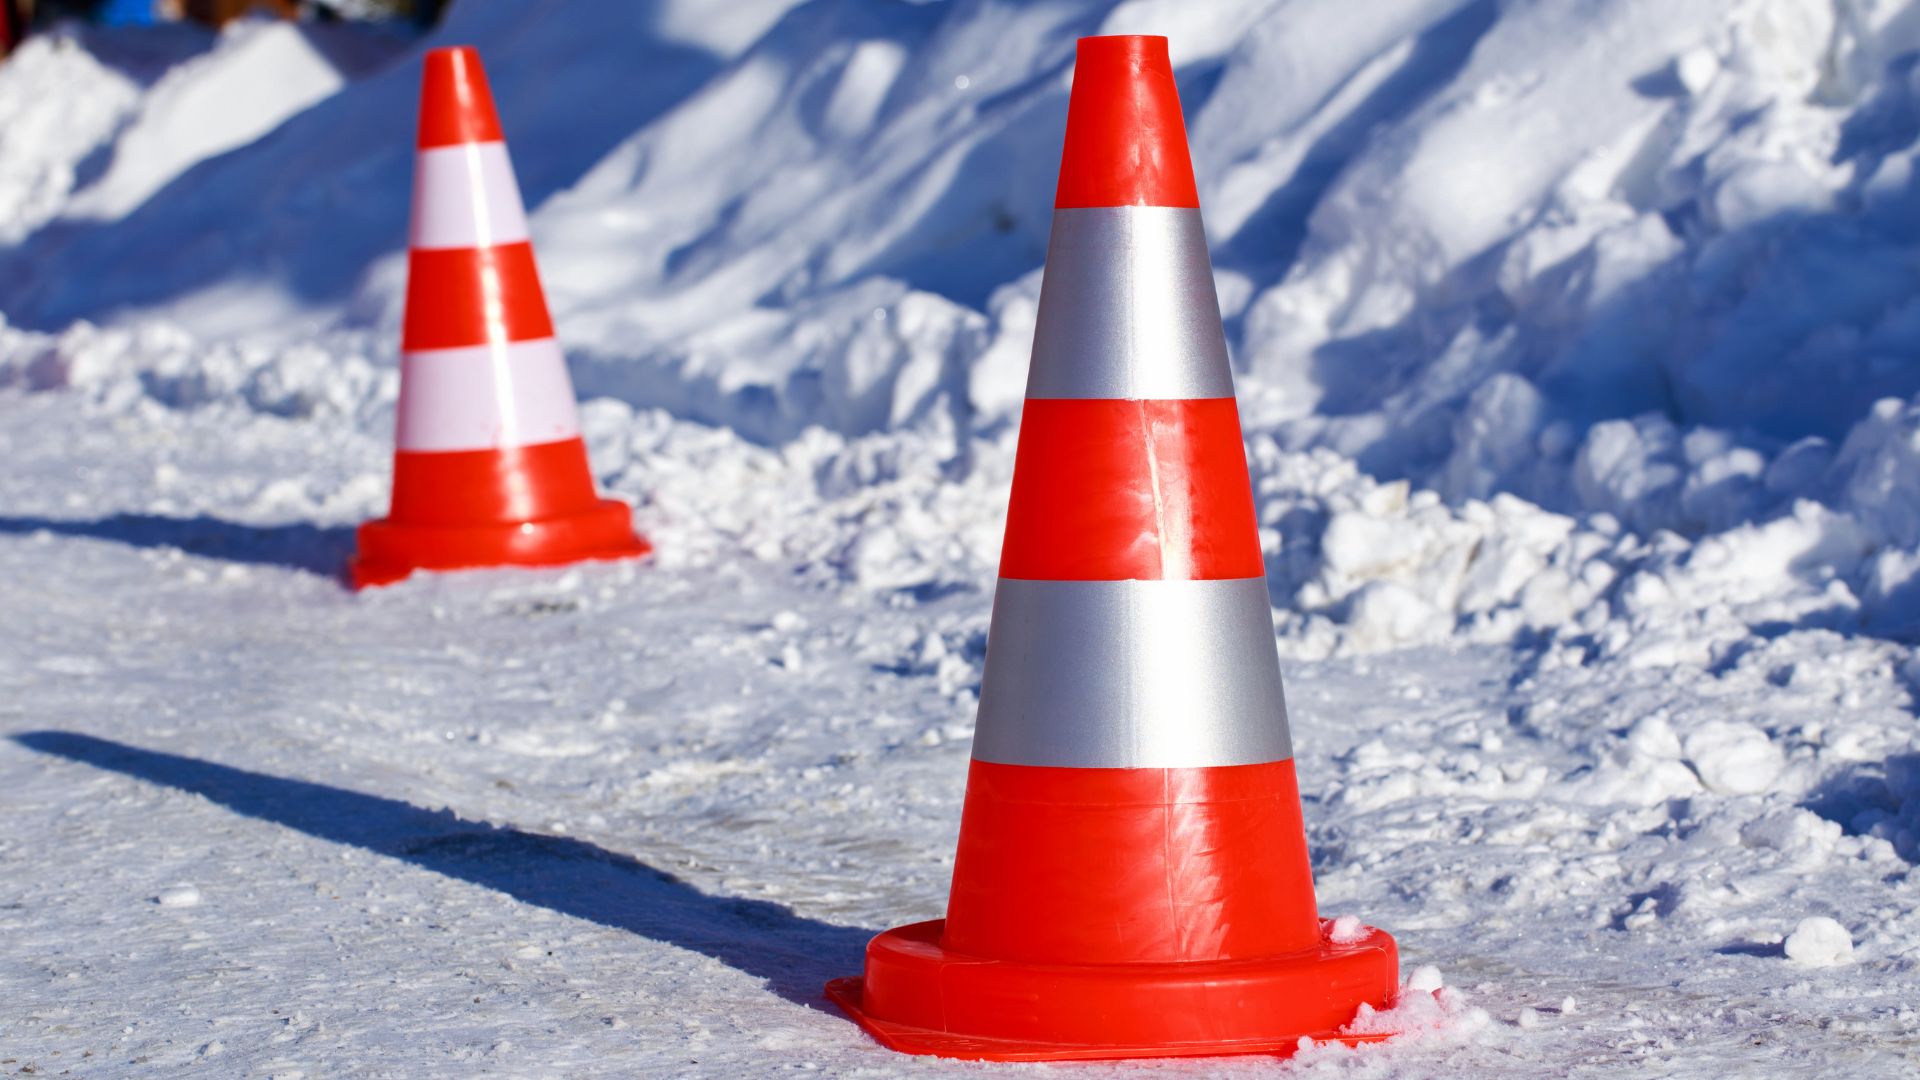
3,385 -> 1918,1078
5,0 -> 1920,1075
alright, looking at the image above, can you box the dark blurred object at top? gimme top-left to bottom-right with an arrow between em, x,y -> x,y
1,0 -> 449,54
1,0 -> 32,56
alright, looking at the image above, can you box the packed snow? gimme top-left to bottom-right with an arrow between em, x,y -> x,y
3,0 -> 1920,1075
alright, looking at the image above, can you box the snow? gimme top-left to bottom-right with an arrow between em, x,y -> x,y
4,0 -> 1920,1076
152,884 -> 203,908
1784,916 -> 1855,966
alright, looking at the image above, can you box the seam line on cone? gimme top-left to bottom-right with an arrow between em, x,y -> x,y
999,398 -> 1262,581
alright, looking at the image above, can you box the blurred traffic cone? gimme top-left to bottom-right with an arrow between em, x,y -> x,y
825,36 -> 1398,1061
351,46 -> 649,589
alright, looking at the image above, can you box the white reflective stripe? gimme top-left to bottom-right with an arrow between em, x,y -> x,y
409,141 -> 530,251
396,338 -> 581,452
971,577 -> 1293,769
1026,206 -> 1235,400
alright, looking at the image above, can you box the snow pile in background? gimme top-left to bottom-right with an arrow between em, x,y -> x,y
0,30 -> 138,245
4,1 -> 1919,461
6,1 -> 1920,629
1,0 -> 1919,921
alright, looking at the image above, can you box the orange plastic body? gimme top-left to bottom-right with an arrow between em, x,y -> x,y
828,760 -> 1399,1060
828,33 -> 1400,1060
350,440 -> 647,589
403,243 -> 554,351
1054,36 -> 1200,209
1000,398 -> 1262,581
350,45 -> 648,589
416,46 -> 504,149
827,919 -> 1397,1061
946,760 -> 1321,962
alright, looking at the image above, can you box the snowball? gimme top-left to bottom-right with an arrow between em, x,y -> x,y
1674,47 -> 1720,94
1682,721 -> 1785,795
1346,581 -> 1449,648
1784,917 -> 1853,966
1406,964 -> 1445,992
154,884 -> 201,908
1626,714 -> 1683,759
1329,914 -> 1368,943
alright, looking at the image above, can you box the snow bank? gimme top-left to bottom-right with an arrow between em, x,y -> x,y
1,1 -> 1917,477
14,0 -> 1920,809
8,2 -> 1920,619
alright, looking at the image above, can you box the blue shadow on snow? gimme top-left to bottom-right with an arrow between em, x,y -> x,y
0,513 -> 355,579
12,731 -> 876,1010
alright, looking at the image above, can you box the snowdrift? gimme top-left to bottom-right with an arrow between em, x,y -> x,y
7,0 -> 1920,647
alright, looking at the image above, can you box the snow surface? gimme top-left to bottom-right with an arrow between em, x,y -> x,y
4,1 -> 1920,1075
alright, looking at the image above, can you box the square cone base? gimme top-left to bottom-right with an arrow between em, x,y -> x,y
349,498 -> 649,589
826,918 -> 1399,1062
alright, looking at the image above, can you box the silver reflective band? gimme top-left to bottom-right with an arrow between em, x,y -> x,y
1026,207 -> 1235,401
971,577 -> 1293,768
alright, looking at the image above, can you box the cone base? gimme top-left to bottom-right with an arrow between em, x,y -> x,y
349,498 -> 649,589
827,918 -> 1398,1062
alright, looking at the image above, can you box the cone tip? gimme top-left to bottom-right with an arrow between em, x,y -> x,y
418,45 -> 504,150
1055,34 -> 1198,209
1077,33 -> 1170,56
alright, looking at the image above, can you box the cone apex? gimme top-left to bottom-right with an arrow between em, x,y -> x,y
418,46 -> 505,150
1055,35 -> 1199,209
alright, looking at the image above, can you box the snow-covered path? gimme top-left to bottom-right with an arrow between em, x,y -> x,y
2,395 -> 1915,1077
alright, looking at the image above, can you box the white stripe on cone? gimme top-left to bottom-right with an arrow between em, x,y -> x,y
409,141 -> 531,251
396,338 -> 582,452
972,577 -> 1292,769
1026,207 -> 1232,401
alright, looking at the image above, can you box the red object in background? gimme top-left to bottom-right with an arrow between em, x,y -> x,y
824,34 -> 1400,1062
349,46 -> 648,589
1,0 -> 27,58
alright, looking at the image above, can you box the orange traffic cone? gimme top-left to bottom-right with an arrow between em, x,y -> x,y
826,36 -> 1398,1061
350,46 -> 649,589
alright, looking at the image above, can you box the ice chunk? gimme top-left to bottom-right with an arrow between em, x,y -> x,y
154,884 -> 201,908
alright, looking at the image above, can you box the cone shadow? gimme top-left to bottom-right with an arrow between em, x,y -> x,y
0,513 -> 355,578
11,731 -> 875,1011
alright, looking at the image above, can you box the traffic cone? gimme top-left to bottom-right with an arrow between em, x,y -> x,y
825,36 -> 1398,1061
350,46 -> 649,589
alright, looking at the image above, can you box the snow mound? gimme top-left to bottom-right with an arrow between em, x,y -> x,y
0,0 -> 1915,490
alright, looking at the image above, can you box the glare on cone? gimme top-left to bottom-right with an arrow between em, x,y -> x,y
350,46 -> 649,589
825,35 -> 1398,1061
